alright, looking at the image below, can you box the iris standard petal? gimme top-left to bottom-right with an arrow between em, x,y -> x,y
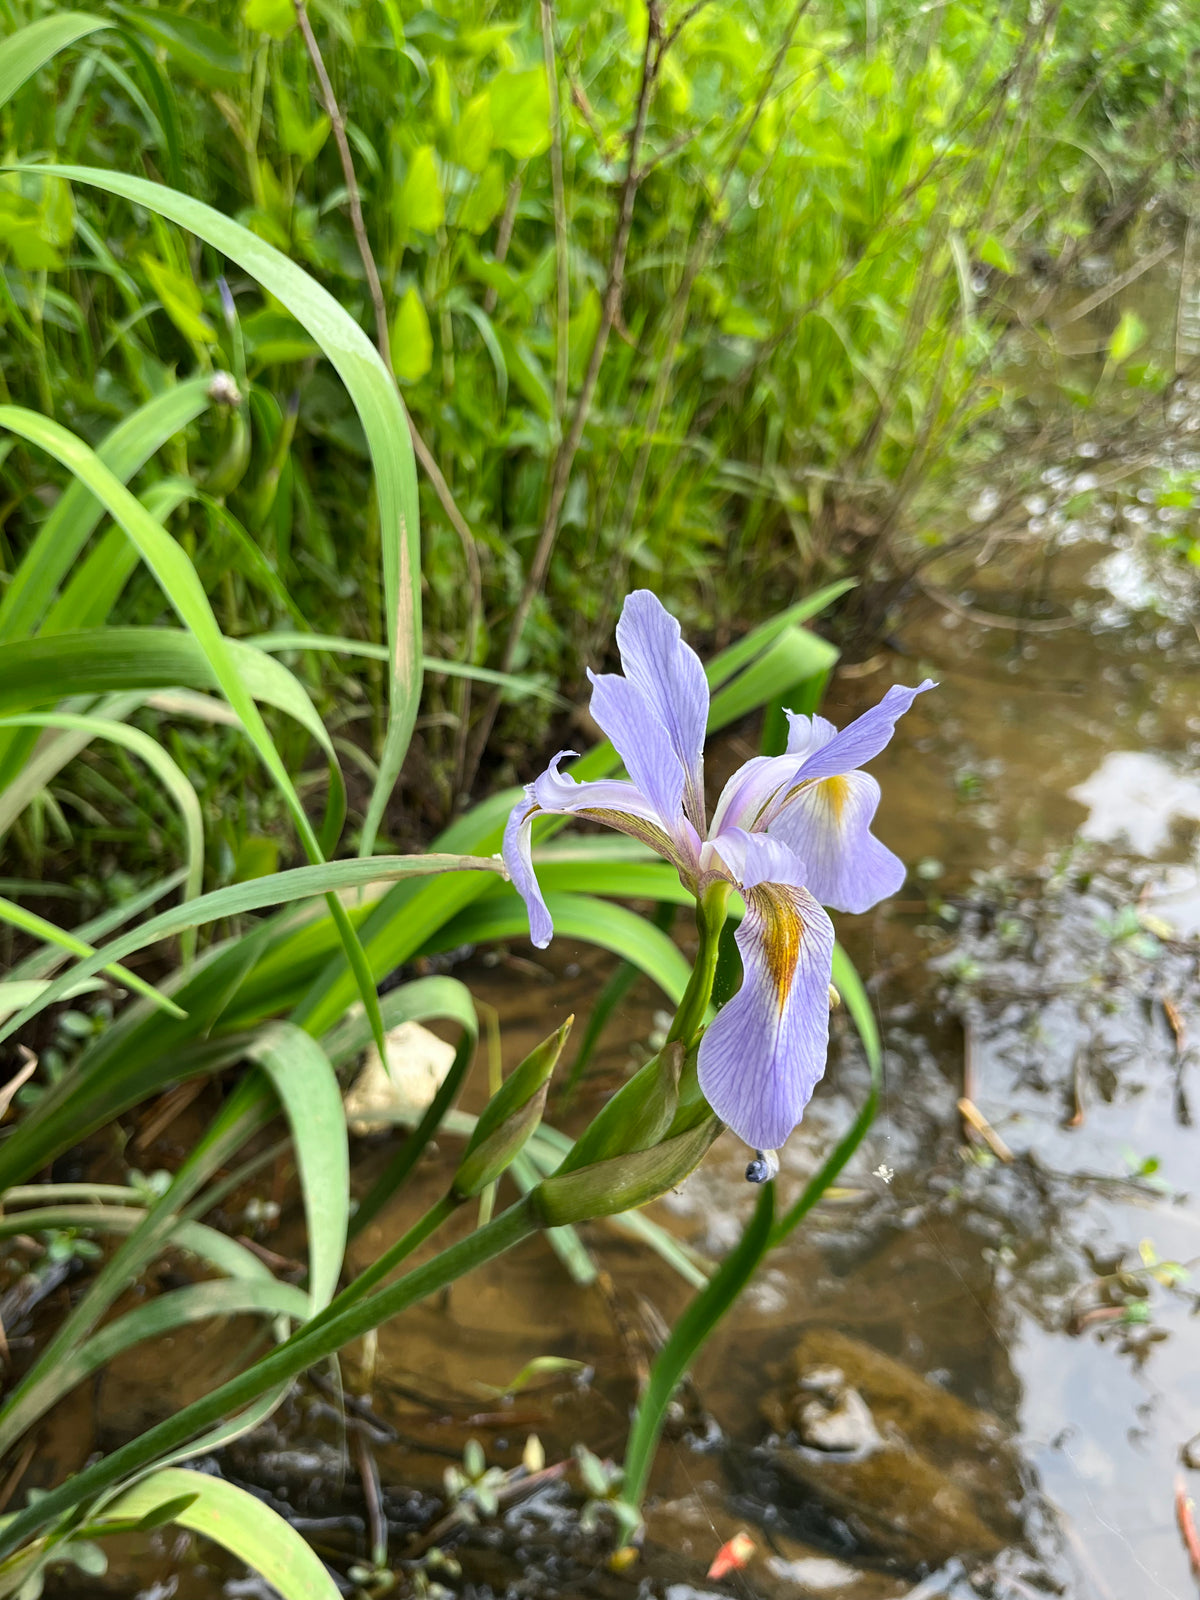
785,680 -> 935,785
615,590 -> 709,829
768,768 -> 905,913
697,831 -> 835,1150
587,669 -> 687,831
502,789 -> 555,950
708,754 -> 800,838
784,711 -> 837,759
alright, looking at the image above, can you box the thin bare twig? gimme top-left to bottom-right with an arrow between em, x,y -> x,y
662,0 -> 713,53
464,1 -> 667,784
482,173 -> 525,315
0,1437 -> 37,1514
561,68 -> 610,157
295,0 -> 485,791
917,577 -> 1078,633
353,1423 -> 387,1567
541,0 -> 570,420
1052,236 -> 1177,328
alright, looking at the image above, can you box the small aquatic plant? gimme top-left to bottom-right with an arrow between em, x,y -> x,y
505,591 -> 932,1152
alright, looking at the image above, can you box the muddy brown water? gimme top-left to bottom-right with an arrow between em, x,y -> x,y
23,324 -> 1200,1595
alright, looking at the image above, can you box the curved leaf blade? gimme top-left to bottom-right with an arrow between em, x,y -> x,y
0,713 -> 203,913
0,406 -> 371,1035
247,1024 -> 348,1312
427,891 -> 693,1003
0,853 -> 498,1046
8,162 -> 421,858
0,377 -> 213,644
0,1280 -> 308,1456
0,13 -> 110,111
0,898 -> 183,1020
0,628 -> 346,851
103,1468 -> 339,1599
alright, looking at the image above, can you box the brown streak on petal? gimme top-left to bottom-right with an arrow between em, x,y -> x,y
577,808 -> 681,863
749,886 -> 805,1011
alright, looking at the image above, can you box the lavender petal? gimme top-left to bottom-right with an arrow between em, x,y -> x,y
769,769 -> 906,913
708,753 -> 800,839
697,832 -> 834,1150
587,668 -> 687,831
536,753 -> 700,864
786,680 -> 935,784
615,590 -> 709,829
501,788 -> 555,950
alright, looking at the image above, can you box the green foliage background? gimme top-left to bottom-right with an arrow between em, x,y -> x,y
1,2 -> 1199,1591
4,0 -> 1197,840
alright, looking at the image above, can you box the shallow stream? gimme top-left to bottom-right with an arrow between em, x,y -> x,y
29,248 -> 1200,1599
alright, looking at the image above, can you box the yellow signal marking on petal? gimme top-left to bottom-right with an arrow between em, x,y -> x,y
819,774 -> 851,823
751,886 -> 805,1013
774,772 -> 849,823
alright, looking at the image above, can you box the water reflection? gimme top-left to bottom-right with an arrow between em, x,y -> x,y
1069,750 -> 1200,855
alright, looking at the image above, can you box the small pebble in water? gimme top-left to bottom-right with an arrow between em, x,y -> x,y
746,1149 -> 780,1183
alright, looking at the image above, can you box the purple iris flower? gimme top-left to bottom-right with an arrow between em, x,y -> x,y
503,591 -> 933,1152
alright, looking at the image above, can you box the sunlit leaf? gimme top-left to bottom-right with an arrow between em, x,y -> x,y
391,286 -> 434,383
400,144 -> 445,233
1109,309 -> 1147,365
0,12 -> 110,111
489,67 -> 550,158
243,0 -> 294,40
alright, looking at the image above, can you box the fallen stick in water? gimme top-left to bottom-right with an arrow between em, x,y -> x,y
957,1097 -> 1014,1162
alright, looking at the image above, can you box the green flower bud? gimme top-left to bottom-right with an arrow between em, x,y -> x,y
555,1041 -> 683,1176
203,399 -> 251,496
531,1115 -> 720,1226
452,1017 -> 572,1198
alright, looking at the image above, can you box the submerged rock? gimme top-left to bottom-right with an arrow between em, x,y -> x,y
749,1327 -> 1022,1573
795,1380 -> 882,1456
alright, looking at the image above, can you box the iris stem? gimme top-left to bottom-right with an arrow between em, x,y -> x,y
662,880 -> 731,1129
666,880 -> 730,1050
326,1191 -> 462,1315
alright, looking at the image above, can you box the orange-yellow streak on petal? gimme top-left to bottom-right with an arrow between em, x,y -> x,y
776,773 -> 850,825
820,774 -> 851,823
749,886 -> 806,1013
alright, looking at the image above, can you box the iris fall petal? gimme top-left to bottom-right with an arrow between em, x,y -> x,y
697,830 -> 835,1150
769,769 -> 905,913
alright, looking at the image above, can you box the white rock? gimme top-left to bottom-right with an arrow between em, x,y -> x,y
344,1020 -> 456,1136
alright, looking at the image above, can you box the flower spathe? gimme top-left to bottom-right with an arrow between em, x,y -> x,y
502,590 -> 933,1151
